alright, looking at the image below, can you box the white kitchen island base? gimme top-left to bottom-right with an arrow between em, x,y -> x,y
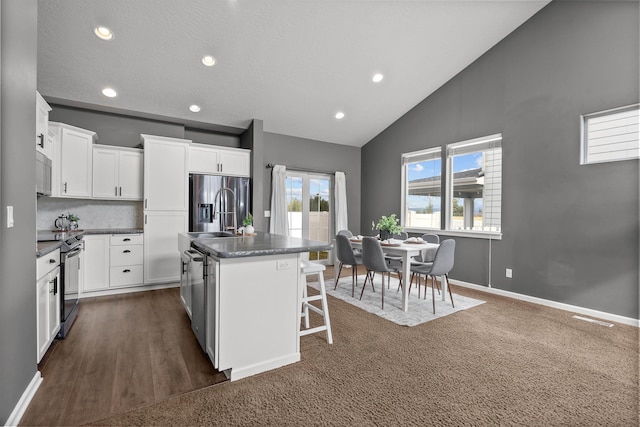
206,252 -> 302,381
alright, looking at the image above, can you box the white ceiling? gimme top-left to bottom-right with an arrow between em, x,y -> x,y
37,0 -> 550,147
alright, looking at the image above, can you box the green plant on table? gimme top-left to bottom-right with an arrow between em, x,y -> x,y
242,213 -> 253,227
67,213 -> 80,222
372,214 -> 402,235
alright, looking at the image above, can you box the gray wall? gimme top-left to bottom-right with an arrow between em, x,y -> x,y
263,132 -> 361,235
361,1 -> 639,318
0,0 -> 38,423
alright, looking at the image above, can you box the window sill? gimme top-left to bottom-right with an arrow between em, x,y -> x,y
404,227 -> 502,241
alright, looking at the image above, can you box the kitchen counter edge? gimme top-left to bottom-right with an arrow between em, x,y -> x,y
191,232 -> 333,259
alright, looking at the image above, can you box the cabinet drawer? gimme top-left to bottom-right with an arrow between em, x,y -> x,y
110,245 -> 143,266
37,249 -> 60,279
110,234 -> 143,246
110,265 -> 143,287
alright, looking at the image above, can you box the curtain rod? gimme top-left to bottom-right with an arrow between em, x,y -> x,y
266,163 -> 346,175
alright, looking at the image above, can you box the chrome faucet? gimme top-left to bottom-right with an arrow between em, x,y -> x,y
213,187 -> 237,233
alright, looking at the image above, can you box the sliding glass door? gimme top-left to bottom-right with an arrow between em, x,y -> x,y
285,172 -> 332,263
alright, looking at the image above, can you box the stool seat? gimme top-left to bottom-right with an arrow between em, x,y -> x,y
300,259 -> 332,344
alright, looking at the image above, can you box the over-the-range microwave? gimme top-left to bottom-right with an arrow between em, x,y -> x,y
36,150 -> 52,197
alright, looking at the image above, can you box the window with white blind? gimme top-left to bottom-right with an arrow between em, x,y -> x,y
401,134 -> 502,237
446,134 -> 502,233
401,147 -> 442,230
581,104 -> 639,165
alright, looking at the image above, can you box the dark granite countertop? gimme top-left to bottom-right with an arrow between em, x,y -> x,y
36,228 -> 144,257
191,231 -> 332,259
83,228 -> 143,235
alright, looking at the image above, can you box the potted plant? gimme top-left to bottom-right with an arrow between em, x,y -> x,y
68,213 -> 80,230
372,214 -> 402,241
242,213 -> 254,235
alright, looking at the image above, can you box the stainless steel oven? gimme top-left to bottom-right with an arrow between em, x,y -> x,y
37,231 -> 84,338
59,242 -> 82,338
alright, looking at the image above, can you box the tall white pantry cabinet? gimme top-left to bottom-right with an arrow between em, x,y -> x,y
141,135 -> 189,284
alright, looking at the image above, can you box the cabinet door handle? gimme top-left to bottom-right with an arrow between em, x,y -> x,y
49,258 -> 56,264
123,269 -> 131,273
123,249 -> 131,253
145,214 -> 147,224
123,238 -> 131,242
144,199 -> 147,208
119,186 -> 122,196
38,133 -> 45,148
64,182 -> 68,193
115,186 -> 118,196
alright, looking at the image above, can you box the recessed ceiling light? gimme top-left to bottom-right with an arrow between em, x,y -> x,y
201,55 -> 216,67
94,26 -> 114,41
372,73 -> 384,83
101,87 -> 117,98
335,112 -> 345,119
189,105 -> 201,113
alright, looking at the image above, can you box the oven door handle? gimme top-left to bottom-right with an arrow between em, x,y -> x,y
65,248 -> 82,259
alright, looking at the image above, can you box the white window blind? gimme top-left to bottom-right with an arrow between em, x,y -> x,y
582,104 -> 639,164
402,147 -> 441,164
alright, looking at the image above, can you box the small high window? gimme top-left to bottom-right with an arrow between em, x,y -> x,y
581,104 -> 639,165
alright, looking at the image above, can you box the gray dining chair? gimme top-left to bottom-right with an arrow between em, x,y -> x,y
410,239 -> 456,314
384,232 -> 409,278
409,233 -> 441,296
361,237 -> 403,309
337,229 -> 353,237
334,234 -> 363,297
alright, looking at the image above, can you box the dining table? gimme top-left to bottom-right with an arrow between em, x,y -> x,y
343,237 -> 441,312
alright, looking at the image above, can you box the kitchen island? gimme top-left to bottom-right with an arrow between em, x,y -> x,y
184,232 -> 332,381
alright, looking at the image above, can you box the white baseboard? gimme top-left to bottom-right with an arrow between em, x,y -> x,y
228,353 -> 301,381
79,282 -> 179,299
450,278 -> 639,328
5,371 -> 42,427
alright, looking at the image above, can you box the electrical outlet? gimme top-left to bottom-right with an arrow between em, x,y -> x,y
277,260 -> 291,270
505,268 -> 512,278
264,210 -> 271,218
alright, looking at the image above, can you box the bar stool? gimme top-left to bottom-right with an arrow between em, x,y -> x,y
300,258 -> 333,344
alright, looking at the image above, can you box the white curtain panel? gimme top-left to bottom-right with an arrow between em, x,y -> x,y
335,171 -> 348,233
269,164 -> 289,236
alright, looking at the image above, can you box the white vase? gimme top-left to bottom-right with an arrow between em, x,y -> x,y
244,225 -> 254,235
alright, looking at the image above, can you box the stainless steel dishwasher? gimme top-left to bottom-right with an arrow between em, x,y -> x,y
184,249 -> 206,352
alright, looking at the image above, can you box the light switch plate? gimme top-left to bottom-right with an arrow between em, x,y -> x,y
264,210 -> 271,218
505,268 -> 512,278
6,206 -> 14,228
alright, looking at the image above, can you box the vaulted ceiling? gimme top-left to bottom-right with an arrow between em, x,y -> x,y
37,0 -> 550,147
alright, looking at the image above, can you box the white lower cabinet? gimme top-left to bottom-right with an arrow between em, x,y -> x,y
82,233 -> 144,293
144,211 -> 187,284
82,235 -> 110,292
36,249 -> 61,362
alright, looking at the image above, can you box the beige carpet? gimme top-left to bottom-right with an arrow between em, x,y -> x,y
91,287 -> 639,426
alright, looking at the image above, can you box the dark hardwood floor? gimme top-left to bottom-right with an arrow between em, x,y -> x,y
21,287 -> 227,426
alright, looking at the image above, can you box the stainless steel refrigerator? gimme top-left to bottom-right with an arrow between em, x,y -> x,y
189,174 -> 251,233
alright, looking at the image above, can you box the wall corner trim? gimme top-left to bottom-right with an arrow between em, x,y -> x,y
5,371 -> 42,427
450,279 -> 640,328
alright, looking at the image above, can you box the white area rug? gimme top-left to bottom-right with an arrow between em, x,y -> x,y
308,274 -> 485,327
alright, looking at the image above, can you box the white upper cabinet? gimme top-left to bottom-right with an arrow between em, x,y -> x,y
189,143 -> 250,177
142,134 -> 190,211
36,91 -> 53,159
93,145 -> 143,200
49,122 -> 96,198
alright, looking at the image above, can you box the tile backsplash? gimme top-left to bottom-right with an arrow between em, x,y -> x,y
37,198 -> 143,230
